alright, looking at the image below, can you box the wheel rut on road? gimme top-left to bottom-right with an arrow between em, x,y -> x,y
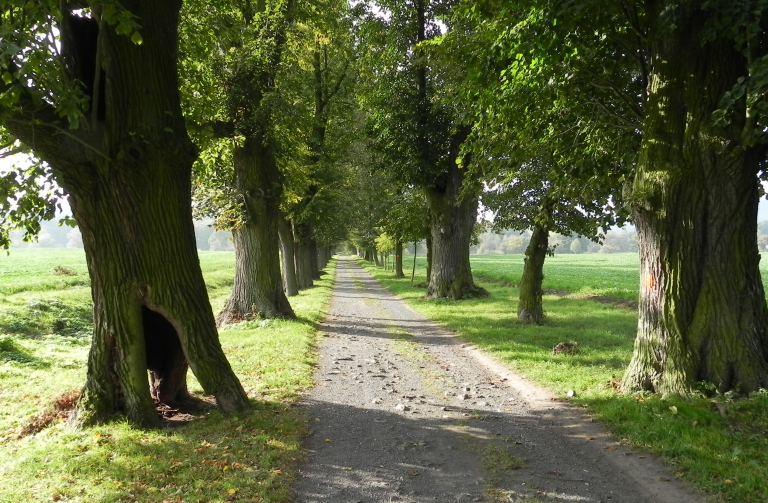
293,258 -> 702,503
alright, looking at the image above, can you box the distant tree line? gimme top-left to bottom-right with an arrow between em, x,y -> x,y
471,228 -> 639,255
7,220 -> 233,252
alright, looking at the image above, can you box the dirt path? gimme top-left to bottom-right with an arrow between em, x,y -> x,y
293,258 -> 703,503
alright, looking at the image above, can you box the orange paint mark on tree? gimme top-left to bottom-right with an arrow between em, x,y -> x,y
646,274 -> 655,290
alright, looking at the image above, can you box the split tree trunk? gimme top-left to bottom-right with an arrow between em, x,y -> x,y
425,139 -> 485,299
218,137 -> 295,323
622,7 -> 768,395
3,0 -> 249,427
518,223 -> 549,324
278,212 -> 299,297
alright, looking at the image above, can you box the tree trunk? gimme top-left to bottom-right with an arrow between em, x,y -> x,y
425,237 -> 432,282
411,242 -> 418,282
622,7 -> 768,395
518,223 -> 548,324
395,241 -> 405,277
293,220 -> 314,290
278,212 -> 299,297
373,249 -> 381,267
425,141 -> 485,299
218,137 -> 294,323
1,0 -> 250,427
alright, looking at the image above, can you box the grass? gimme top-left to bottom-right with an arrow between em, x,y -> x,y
362,254 -> 768,503
0,249 -> 336,503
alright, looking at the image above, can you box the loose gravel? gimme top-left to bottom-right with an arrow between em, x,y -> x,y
293,258 -> 703,503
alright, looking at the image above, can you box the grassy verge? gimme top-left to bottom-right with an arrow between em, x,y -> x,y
362,255 -> 768,503
0,249 -> 335,503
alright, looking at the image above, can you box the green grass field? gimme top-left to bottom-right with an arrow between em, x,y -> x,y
0,249 -> 335,503
368,253 -> 768,503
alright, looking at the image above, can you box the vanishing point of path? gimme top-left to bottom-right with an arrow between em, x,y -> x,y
293,258 -> 703,503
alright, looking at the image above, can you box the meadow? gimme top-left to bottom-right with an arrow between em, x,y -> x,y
367,252 -> 768,503
0,249 -> 335,503
3,249 -> 768,502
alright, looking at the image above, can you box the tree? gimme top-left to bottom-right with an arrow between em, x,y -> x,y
183,0 -> 296,322
0,1 -> 249,427
619,2 -> 768,395
358,0 -> 485,300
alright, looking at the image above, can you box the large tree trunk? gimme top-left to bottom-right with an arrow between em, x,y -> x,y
3,0 -> 249,427
278,212 -> 299,297
294,220 -> 314,289
518,223 -> 549,324
425,149 -> 485,299
395,241 -> 405,277
218,137 -> 295,323
622,7 -> 768,396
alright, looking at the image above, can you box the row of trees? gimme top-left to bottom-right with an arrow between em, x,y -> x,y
0,0 -> 347,427
2,0 -> 768,426
472,229 -> 639,255
344,0 -> 768,397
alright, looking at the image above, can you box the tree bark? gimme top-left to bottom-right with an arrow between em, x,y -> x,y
278,212 -> 299,297
622,7 -> 768,395
425,130 -> 485,300
293,220 -> 314,289
217,137 -> 295,323
395,241 -> 405,277
425,237 -> 432,282
2,1 -> 249,427
518,222 -> 549,324
411,242 -> 418,282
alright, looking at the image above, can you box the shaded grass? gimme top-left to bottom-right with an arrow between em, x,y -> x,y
361,256 -> 768,503
0,250 -> 335,503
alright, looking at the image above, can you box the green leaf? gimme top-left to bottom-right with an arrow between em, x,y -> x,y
130,31 -> 143,45
1,71 -> 12,85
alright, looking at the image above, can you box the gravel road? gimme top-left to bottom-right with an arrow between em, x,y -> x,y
293,258 -> 703,503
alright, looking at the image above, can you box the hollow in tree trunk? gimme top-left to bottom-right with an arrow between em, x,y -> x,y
217,137 -> 295,324
518,222 -> 549,324
622,8 -> 768,395
0,1 -> 250,428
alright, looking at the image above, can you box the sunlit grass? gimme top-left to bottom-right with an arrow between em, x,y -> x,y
0,250 -> 335,503
362,255 -> 768,503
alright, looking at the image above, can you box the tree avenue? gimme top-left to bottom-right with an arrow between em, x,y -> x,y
0,1 -> 248,427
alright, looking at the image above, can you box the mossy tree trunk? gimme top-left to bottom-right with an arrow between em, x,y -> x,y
518,221 -> 549,324
218,136 -> 295,323
278,212 -> 299,297
4,0 -> 249,427
622,7 -> 768,395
